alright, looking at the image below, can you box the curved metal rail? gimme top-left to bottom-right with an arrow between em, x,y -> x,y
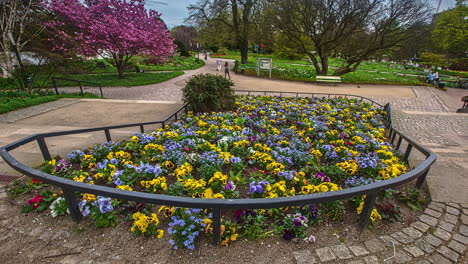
0,91 -> 436,245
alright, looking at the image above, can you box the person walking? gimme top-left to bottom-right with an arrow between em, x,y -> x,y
204,50 -> 208,60
434,71 -> 439,84
217,59 -> 222,72
224,62 -> 231,79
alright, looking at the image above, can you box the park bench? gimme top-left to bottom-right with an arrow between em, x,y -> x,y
316,75 -> 342,83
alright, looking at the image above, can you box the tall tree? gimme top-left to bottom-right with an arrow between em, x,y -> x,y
45,0 -> 175,78
0,0 -> 45,78
171,25 -> 198,54
271,0 -> 430,76
432,6 -> 468,57
187,0 -> 264,64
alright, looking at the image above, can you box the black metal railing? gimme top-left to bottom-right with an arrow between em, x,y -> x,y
51,77 -> 104,97
0,91 -> 436,245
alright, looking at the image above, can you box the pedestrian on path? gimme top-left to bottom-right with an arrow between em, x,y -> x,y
204,50 -> 208,60
217,59 -> 222,72
224,62 -> 230,79
434,71 -> 439,84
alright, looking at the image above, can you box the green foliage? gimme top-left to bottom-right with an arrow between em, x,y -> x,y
321,201 -> 345,221
174,40 -> 191,57
7,179 -> 49,199
395,188 -> 428,211
419,52 -> 449,68
215,47 -> 229,55
432,6 -> 468,56
239,212 -> 271,239
45,72 -> 184,88
0,92 -> 100,114
182,73 -> 235,113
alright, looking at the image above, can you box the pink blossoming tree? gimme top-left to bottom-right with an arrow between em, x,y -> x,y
44,0 -> 175,78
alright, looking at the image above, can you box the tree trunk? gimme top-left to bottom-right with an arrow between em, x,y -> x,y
240,40 -> 249,64
117,64 -> 125,79
319,58 -> 328,75
0,51 -> 14,78
333,67 -> 354,76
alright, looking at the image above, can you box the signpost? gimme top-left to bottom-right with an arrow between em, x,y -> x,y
257,58 -> 272,78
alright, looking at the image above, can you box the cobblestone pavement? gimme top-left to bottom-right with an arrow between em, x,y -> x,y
292,202 -> 468,264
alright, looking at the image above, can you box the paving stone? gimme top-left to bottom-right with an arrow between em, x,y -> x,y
419,214 -> 438,226
428,253 -> 452,264
446,202 -> 460,208
404,245 -> 424,257
411,221 -> 430,233
438,221 -> 455,232
292,249 -> 316,264
433,227 -> 451,241
413,260 -> 430,264
461,214 -> 468,225
414,238 -> 435,253
462,203 -> 468,209
402,227 -> 423,239
442,213 -> 458,225
330,245 -> 352,260
423,234 -> 443,247
364,238 -> 386,253
436,246 -> 459,262
452,233 -> 468,245
459,224 -> 468,237
391,250 -> 412,264
391,231 -> 414,244
380,235 -> 401,247
348,245 -> 369,257
348,261 -> 364,264
427,202 -> 445,212
447,240 -> 466,254
315,247 -> 336,262
363,255 -> 379,264
446,206 -> 460,216
424,208 -> 442,218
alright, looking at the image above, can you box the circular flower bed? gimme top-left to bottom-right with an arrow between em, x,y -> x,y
31,95 -> 408,248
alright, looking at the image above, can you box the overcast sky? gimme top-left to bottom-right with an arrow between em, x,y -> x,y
145,0 -> 457,29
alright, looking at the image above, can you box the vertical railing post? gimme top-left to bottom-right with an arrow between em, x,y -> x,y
359,193 -> 377,230
52,78 -> 59,95
162,122 -> 165,129
396,136 -> 403,150
37,137 -> 52,161
391,130 -> 397,144
175,112 -> 178,121
99,85 -> 103,97
212,207 -> 221,246
403,144 -> 413,163
78,82 -> 84,96
104,129 -> 111,142
416,168 -> 430,189
140,125 -> 145,133
63,188 -> 81,222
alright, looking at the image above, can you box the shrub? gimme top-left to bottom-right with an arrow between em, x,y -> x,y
215,47 -> 229,55
182,73 -> 235,113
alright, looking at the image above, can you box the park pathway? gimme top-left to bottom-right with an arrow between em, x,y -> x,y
0,55 -> 467,263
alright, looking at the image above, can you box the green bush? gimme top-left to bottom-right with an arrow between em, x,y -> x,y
182,73 -> 235,113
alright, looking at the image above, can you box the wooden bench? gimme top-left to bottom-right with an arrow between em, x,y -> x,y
316,75 -> 342,83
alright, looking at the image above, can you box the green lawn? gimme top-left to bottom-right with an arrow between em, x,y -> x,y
0,91 -> 101,114
216,51 -> 466,86
43,72 -> 185,88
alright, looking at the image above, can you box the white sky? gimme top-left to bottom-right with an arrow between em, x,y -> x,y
145,0 -> 458,29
